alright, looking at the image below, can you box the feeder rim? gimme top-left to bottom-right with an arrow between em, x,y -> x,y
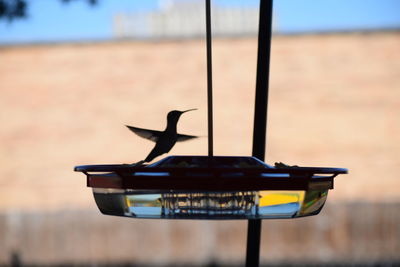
76,165 -> 347,191
74,164 -> 348,174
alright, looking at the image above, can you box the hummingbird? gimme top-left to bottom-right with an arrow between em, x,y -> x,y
126,109 -> 198,163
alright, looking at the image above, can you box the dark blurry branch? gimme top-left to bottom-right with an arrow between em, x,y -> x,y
0,0 -> 26,21
0,0 -> 97,21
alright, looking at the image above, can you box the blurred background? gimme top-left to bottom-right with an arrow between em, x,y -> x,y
1,0 -> 399,266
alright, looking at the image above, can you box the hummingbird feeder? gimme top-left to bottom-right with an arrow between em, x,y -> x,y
74,1 -> 347,266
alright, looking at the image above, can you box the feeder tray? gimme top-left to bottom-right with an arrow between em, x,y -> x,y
75,156 -> 347,219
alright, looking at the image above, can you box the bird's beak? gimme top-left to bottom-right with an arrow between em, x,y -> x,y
182,108 -> 197,113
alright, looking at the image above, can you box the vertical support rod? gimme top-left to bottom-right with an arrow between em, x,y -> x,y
246,1 -> 273,267
206,0 -> 213,157
252,0 -> 273,160
246,219 -> 262,267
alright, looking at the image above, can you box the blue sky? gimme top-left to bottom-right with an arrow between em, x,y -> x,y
0,0 -> 399,44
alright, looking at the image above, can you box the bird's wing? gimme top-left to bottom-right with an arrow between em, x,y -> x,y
125,125 -> 162,142
176,133 -> 198,142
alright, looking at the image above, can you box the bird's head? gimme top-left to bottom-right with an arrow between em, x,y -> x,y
167,109 -> 197,123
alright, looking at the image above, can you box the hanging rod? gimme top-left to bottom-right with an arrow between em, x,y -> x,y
206,0 -> 214,157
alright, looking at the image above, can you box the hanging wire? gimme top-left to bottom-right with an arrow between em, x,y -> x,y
206,0 -> 213,157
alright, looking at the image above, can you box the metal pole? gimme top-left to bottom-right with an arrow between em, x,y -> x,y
246,1 -> 273,266
205,0 -> 214,157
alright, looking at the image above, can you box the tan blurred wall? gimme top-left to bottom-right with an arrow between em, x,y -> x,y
1,32 -> 400,265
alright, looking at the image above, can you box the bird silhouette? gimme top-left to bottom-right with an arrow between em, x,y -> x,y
126,109 -> 198,163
